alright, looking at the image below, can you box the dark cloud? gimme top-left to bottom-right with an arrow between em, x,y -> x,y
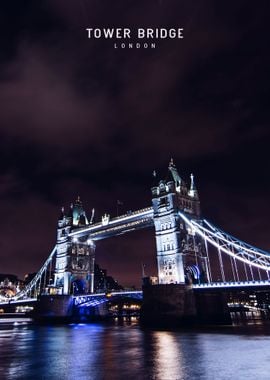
0,1 -> 270,286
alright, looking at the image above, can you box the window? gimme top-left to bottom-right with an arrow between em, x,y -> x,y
159,197 -> 167,207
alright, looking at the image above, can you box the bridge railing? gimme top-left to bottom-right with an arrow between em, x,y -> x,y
69,207 -> 154,237
193,280 -> 270,289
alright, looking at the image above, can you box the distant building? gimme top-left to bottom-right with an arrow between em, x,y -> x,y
0,274 -> 19,298
94,264 -> 123,292
0,274 -> 18,283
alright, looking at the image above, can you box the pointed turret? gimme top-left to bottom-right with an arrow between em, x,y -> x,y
152,169 -> 160,188
72,196 -> 89,226
90,208 -> 95,224
59,206 -> 65,220
168,158 -> 187,194
188,173 -> 199,199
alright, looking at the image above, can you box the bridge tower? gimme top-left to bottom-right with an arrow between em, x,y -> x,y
151,160 -> 208,285
54,197 -> 95,295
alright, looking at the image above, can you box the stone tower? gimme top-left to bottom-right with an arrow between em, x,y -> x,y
151,160 -> 208,285
54,197 -> 95,295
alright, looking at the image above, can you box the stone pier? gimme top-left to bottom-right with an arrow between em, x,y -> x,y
141,284 -> 231,326
35,295 -> 74,322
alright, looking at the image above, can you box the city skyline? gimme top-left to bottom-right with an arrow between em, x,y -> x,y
1,1 -> 270,287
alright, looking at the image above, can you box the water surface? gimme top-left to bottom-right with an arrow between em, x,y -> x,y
1,318 -> 270,379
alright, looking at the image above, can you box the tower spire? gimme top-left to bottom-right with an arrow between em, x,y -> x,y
170,157 -> 174,166
188,173 -> 198,199
168,158 -> 185,192
190,173 -> 195,190
59,206 -> 65,220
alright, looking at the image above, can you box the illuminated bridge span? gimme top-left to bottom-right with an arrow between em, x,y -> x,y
193,280 -> 270,290
69,207 -> 154,240
179,213 -> 270,282
2,159 -> 270,304
74,291 -> 143,308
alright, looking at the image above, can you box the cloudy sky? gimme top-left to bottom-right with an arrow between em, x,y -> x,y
0,1 -> 270,286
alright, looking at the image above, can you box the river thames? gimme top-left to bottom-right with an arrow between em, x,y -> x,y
1,318 -> 270,380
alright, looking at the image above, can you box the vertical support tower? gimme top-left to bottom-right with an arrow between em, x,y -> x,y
151,160 -> 207,285
54,197 -> 95,295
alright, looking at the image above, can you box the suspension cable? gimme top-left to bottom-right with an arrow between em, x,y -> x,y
258,268 -> 262,281
12,246 -> 57,301
192,234 -> 199,267
249,264 -> 254,281
43,268 -> 47,293
217,246 -> 226,282
233,257 -> 240,282
243,262 -> 249,281
49,258 -> 53,286
230,255 -> 236,281
203,233 -> 212,282
179,212 -> 270,272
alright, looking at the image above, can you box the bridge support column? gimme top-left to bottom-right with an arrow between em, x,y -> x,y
88,253 -> 95,294
54,201 -> 96,295
34,295 -> 74,322
70,239 -> 96,295
141,284 -> 197,326
152,182 -> 186,285
63,272 -> 71,295
141,284 -> 232,326
151,161 -> 208,286
194,290 -> 231,324
54,208 -> 72,295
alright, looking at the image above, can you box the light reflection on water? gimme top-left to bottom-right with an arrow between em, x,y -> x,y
153,332 -> 184,379
1,319 -> 270,379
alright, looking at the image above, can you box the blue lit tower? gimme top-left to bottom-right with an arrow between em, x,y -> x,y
151,160 -> 208,285
54,197 -> 95,295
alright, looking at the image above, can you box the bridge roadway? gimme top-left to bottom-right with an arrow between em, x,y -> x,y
0,297 -> 37,306
0,291 -> 143,308
74,290 -> 143,308
68,207 -> 154,240
73,281 -> 270,307
193,280 -> 270,291
2,281 -> 270,308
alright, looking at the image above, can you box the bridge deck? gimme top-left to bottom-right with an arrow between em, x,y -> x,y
69,207 -> 154,240
2,281 -> 270,306
193,280 -> 270,290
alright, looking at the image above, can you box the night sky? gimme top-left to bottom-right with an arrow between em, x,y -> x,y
1,1 -> 270,287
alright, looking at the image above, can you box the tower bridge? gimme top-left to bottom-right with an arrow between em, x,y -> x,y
1,160 -> 270,324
